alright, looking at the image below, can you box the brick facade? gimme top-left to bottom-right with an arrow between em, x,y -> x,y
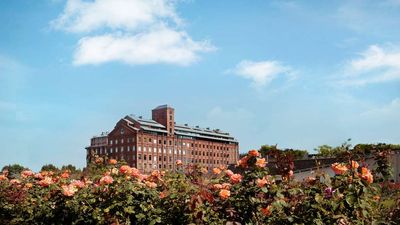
86,105 -> 239,173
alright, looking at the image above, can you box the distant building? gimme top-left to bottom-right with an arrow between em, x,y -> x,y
86,132 -> 108,164
86,105 -> 239,173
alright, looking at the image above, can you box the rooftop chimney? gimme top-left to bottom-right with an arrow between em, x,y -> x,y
152,105 -> 175,136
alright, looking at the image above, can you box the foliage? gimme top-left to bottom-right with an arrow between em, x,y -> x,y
259,144 -> 308,159
0,148 -> 399,225
315,139 -> 352,158
1,164 -> 26,179
41,164 -> 59,172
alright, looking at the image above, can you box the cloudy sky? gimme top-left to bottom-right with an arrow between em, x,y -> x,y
1,0 -> 399,171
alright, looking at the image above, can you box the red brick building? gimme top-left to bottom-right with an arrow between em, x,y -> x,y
86,105 -> 239,173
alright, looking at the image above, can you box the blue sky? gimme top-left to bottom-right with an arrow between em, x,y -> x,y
1,0 -> 399,171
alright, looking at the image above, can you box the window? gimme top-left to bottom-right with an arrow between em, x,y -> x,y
144,155 -> 147,160
138,154 -> 142,160
121,146 -> 124,152
127,146 -> 130,151
116,140 -> 118,144
110,148 -> 113,153
153,139 -> 157,144
149,155 -> 152,161
133,155 -> 136,160
158,140 -> 161,144
110,140 -> 113,145
138,146 -> 141,151
133,146 -> 136,151
144,147 -> 147,152
121,139 -> 124,144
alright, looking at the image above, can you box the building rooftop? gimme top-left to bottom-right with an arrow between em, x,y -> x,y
153,104 -> 173,110
124,115 -> 238,143
92,131 -> 109,138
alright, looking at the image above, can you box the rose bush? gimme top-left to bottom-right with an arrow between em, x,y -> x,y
0,150 -> 399,225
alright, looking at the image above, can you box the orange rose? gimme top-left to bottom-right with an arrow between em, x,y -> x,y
212,168 -> 221,175
25,183 -> 33,189
100,175 -> 114,185
38,177 -> 53,187
219,189 -> 230,200
256,158 -> 267,168
120,165 -> 131,174
361,167 -> 373,184
230,173 -> 242,184
331,163 -> 348,175
62,184 -> 77,197
71,180 -> 85,188
213,184 -> 223,189
248,150 -> 260,157
145,181 -> 157,188
159,191 -> 168,199
21,170 -> 34,178
109,159 -> 117,165
130,168 -> 140,178
350,161 -> 359,169
34,173 -> 44,180
288,170 -> 294,177
261,206 -> 272,216
176,160 -> 182,166
237,156 -> 249,168
10,179 -> 21,185
60,172 -> 70,179
225,169 -> 234,177
256,177 -> 268,188
221,183 -> 231,190
95,157 -> 104,164
0,174 -> 8,181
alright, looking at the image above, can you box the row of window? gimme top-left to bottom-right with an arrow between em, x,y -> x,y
109,137 -> 234,151
93,147 -> 232,159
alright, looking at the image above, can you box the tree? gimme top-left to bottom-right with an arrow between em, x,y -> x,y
1,164 -> 26,179
61,164 -> 81,174
315,139 -> 352,157
259,145 -> 278,158
41,164 -> 59,172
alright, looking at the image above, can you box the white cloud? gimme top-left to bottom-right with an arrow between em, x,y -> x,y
52,0 -> 180,33
52,0 -> 214,66
74,26 -> 214,66
229,60 -> 294,88
338,44 -> 400,86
